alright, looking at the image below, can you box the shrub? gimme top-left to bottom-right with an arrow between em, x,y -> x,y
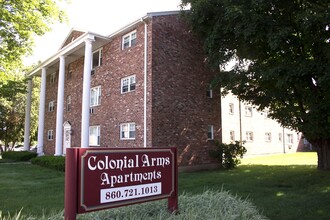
2,151 -> 37,162
31,156 -> 65,172
210,141 -> 247,169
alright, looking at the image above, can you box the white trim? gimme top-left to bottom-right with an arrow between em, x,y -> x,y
23,79 -> 32,151
143,20 -> 148,148
207,125 -> 214,140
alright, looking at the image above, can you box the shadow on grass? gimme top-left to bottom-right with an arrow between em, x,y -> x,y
179,165 -> 330,220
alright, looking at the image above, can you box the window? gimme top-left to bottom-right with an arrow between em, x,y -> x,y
229,103 -> 234,114
47,130 -> 54,140
279,133 -> 282,142
246,131 -> 253,142
49,101 -> 55,112
262,110 -> 269,119
207,125 -> 214,140
265,132 -> 272,142
90,86 -> 101,107
50,72 -> 56,84
89,126 -> 100,146
245,106 -> 253,117
230,131 -> 235,142
122,30 -> 137,49
120,123 -> 136,140
287,134 -> 293,144
206,86 -> 213,98
66,95 -> 71,112
121,75 -> 136,93
92,49 -> 102,69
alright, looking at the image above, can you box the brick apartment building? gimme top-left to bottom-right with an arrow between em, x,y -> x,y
24,11 -> 221,170
24,11 -> 305,170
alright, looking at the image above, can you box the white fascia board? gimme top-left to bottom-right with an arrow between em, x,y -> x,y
27,32 -> 109,77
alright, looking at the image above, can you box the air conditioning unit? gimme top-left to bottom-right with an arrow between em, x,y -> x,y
89,108 -> 94,114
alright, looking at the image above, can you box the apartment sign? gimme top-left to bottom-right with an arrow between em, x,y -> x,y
64,147 -> 178,220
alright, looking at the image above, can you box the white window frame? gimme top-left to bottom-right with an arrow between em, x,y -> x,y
121,75 -> 136,93
47,130 -> 54,140
207,125 -> 214,140
89,126 -> 100,146
120,123 -> 136,140
265,132 -> 272,142
92,48 -> 102,70
49,101 -> 55,112
229,103 -> 234,115
245,106 -> 253,117
122,30 -> 137,49
50,72 -> 56,84
90,86 -> 101,107
246,131 -> 253,142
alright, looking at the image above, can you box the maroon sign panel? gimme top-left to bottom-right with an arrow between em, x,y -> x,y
64,147 -> 178,220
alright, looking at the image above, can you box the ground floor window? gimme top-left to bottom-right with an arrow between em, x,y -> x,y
89,126 -> 100,146
47,130 -> 54,140
120,123 -> 135,140
207,125 -> 214,140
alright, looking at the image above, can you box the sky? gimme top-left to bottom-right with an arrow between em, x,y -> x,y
24,0 -> 184,65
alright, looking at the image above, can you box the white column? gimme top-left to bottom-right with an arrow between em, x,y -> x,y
23,78 -> 32,151
55,56 -> 66,156
81,38 -> 94,148
37,68 -> 47,156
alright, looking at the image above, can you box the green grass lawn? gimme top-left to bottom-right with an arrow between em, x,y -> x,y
1,152 -> 330,219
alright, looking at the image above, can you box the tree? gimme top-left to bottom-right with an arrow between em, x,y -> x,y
0,72 -> 26,152
181,0 -> 330,170
0,0 -> 67,70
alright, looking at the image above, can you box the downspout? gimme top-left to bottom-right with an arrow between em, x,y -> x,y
142,18 -> 148,148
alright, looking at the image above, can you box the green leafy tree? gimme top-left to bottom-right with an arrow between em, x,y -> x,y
181,0 -> 330,170
0,72 -> 26,151
0,0 -> 67,70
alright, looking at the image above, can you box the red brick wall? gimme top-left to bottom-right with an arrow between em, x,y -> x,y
150,15 -> 220,166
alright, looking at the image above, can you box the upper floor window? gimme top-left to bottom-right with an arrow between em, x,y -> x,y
245,106 -> 253,117
47,130 -> 54,141
49,101 -> 55,112
122,30 -> 137,49
265,132 -> 272,142
92,48 -> 102,69
120,123 -> 136,140
121,75 -> 136,93
229,103 -> 234,115
246,131 -> 253,142
50,72 -> 56,84
66,95 -> 71,112
207,125 -> 214,140
90,86 -> 101,107
89,126 -> 100,146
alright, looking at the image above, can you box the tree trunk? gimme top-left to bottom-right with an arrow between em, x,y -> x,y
313,138 -> 330,170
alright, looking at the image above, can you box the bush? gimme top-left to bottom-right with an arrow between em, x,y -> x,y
2,151 -> 37,162
210,141 -> 247,169
31,156 -> 65,172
